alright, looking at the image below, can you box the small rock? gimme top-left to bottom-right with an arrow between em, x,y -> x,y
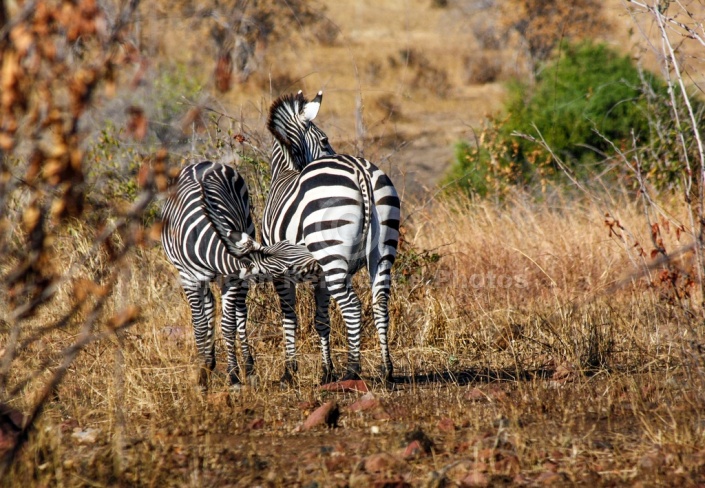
437,417 -> 456,433
460,470 -> 489,488
319,379 -> 369,393
535,471 -> 566,485
465,388 -> 487,402
404,426 -> 433,454
349,392 -> 380,412
494,452 -> 521,476
402,440 -> 425,460
71,427 -> 100,445
302,401 -> 339,430
247,418 -> 265,430
363,452 -> 404,473
297,401 -> 319,411
372,408 -> 392,421
512,473 -> 531,485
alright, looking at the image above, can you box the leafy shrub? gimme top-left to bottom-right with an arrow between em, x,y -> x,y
447,41 -> 704,196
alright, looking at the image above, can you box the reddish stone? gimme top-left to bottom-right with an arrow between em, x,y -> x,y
349,392 -> 380,412
247,418 -> 264,430
363,452 -> 404,473
437,417 -> 456,433
460,470 -> 489,487
319,379 -> 369,393
372,408 -> 392,421
512,473 -> 531,485
465,388 -> 488,402
494,453 -> 521,476
535,471 -> 566,485
297,401 -> 319,411
402,440 -> 425,460
302,401 -> 339,430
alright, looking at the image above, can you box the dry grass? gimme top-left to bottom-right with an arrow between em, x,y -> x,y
3,191 -> 705,486
3,1 -> 705,485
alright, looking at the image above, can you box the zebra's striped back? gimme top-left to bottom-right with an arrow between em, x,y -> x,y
262,153 -> 374,276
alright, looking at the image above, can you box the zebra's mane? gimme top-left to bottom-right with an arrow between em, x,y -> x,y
267,91 -> 307,148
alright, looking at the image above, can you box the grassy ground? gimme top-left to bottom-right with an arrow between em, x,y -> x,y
3,1 -> 705,486
3,191 -> 705,486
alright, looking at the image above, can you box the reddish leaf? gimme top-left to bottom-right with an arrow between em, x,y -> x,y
126,106 -> 147,141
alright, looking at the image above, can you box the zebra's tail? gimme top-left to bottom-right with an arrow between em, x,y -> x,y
350,156 -> 374,256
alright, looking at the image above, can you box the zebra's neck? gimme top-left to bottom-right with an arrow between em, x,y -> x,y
271,141 -> 303,178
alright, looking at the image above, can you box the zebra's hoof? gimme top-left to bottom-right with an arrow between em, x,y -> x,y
198,366 -> 211,391
247,374 -> 259,389
279,370 -> 296,390
341,370 -> 362,381
379,365 -> 394,382
320,368 -> 338,385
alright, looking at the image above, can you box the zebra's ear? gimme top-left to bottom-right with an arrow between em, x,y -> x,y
301,91 -> 323,122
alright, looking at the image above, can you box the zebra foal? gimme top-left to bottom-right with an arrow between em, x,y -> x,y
263,91 -> 400,386
161,161 -> 320,388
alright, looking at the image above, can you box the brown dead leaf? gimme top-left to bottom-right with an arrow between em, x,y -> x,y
126,106 -> 147,141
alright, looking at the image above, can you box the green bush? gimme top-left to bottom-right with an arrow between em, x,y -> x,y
447,41 -> 703,196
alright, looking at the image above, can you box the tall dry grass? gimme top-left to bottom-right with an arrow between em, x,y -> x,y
3,188 -> 705,485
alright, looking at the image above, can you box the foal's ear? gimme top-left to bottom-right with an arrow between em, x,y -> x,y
301,91 -> 323,122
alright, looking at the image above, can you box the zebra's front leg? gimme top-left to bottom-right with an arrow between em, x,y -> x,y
328,279 -> 363,381
221,279 -> 255,389
274,278 -> 299,387
314,280 -> 336,384
183,281 -> 217,389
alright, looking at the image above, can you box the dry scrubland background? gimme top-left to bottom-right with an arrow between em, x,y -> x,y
2,0 -> 705,486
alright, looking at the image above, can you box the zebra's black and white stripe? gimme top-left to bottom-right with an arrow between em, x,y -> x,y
263,91 -> 401,384
161,161 -> 320,387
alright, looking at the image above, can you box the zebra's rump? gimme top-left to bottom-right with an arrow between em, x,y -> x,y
161,161 -> 320,284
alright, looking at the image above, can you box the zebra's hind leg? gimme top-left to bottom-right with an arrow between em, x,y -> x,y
274,278 -> 299,388
314,280 -> 336,384
372,287 -> 394,382
221,279 -> 256,389
183,281 -> 217,390
328,279 -> 363,381
371,265 -> 395,383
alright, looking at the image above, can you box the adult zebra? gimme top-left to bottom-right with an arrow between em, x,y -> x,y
161,161 -> 321,388
263,91 -> 400,385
